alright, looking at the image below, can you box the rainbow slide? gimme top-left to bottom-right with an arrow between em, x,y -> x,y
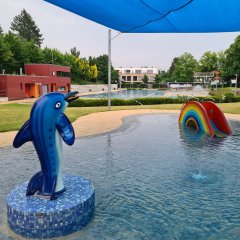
179,100 -> 232,138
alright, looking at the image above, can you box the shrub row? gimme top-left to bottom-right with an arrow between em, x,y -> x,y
120,83 -> 167,89
121,83 -> 148,89
69,95 -> 240,107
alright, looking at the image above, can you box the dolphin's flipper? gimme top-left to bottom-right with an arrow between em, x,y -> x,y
56,113 -> 75,145
26,171 -> 44,196
13,120 -> 32,148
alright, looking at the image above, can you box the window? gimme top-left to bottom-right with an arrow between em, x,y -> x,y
56,71 -> 70,77
133,76 -> 137,81
58,86 -> 65,91
122,76 -> 126,81
135,70 -> 142,74
127,76 -> 131,81
125,69 -> 131,73
146,70 -> 153,74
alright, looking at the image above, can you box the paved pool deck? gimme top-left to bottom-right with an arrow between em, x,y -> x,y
0,109 -> 239,148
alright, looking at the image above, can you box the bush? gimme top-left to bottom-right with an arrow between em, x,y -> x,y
139,83 -> 147,88
120,83 -> 130,88
209,90 -> 217,96
223,92 -> 235,102
120,83 -> 148,89
152,83 -> 160,89
69,94 -> 240,108
69,97 -> 185,107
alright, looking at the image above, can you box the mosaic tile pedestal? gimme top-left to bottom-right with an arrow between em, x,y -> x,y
6,175 -> 95,239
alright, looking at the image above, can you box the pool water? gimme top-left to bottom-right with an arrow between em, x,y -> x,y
80,89 -> 166,99
0,114 -> 240,240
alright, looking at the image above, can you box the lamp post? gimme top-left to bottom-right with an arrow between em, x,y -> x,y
234,74 -> 238,96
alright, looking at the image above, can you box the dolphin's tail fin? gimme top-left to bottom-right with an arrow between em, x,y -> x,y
26,172 -> 62,200
26,171 -> 44,196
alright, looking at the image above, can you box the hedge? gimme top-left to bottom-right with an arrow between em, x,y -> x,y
68,95 -> 240,107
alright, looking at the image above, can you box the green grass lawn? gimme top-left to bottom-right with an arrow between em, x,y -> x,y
209,87 -> 240,97
0,102 -> 239,133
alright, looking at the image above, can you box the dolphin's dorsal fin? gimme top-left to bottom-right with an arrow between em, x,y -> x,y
13,120 -> 32,148
56,113 -> 75,146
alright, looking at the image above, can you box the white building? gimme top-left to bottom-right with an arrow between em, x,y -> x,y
193,71 -> 222,86
115,67 -> 159,84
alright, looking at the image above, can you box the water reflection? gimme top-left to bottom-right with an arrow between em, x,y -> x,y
179,125 -> 226,149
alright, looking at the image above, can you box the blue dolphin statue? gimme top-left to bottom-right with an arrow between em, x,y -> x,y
13,91 -> 79,200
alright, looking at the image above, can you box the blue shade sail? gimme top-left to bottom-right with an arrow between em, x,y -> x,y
44,0 -> 240,33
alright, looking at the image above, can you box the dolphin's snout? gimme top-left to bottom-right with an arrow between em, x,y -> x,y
64,91 -> 79,103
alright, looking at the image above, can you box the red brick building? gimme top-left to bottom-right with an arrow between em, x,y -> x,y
0,64 -> 71,101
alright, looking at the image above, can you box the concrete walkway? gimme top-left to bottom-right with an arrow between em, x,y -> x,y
0,109 -> 239,148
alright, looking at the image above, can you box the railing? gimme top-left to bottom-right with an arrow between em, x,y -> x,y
180,97 -> 199,111
201,98 -> 215,103
187,97 -> 199,102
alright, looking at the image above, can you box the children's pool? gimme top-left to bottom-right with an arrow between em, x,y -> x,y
0,114 -> 240,240
80,89 -> 166,99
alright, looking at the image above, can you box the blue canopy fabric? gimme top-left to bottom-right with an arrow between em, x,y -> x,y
44,0 -> 240,33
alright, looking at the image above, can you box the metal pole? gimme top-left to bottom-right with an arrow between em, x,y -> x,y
234,74 -> 237,95
108,29 -> 111,110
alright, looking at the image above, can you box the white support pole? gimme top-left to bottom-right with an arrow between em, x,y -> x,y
235,74 -> 238,96
108,29 -> 111,110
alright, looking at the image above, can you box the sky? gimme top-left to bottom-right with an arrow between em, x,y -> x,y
0,0 -> 239,70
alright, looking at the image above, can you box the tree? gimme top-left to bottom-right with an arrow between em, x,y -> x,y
111,69 -> 119,83
10,9 -> 43,47
4,32 -> 28,73
222,35 -> 240,81
216,51 -> 226,70
42,47 -> 55,63
0,34 -> 13,73
90,64 -> 98,81
91,55 -> 108,83
23,40 -> 44,63
142,74 -> 149,84
199,51 -> 218,72
154,70 -> 169,84
76,57 -> 91,82
168,57 -> 179,76
171,52 -> 198,82
90,54 -> 118,83
70,47 -> 80,58
63,53 -> 81,83
0,25 -> 3,35
42,47 -> 65,65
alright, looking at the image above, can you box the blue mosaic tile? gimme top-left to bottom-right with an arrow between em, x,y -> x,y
6,175 -> 95,239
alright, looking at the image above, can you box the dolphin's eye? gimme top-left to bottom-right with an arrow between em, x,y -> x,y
55,102 -> 62,109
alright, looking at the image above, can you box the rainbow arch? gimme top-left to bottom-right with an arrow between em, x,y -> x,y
179,101 -> 232,138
